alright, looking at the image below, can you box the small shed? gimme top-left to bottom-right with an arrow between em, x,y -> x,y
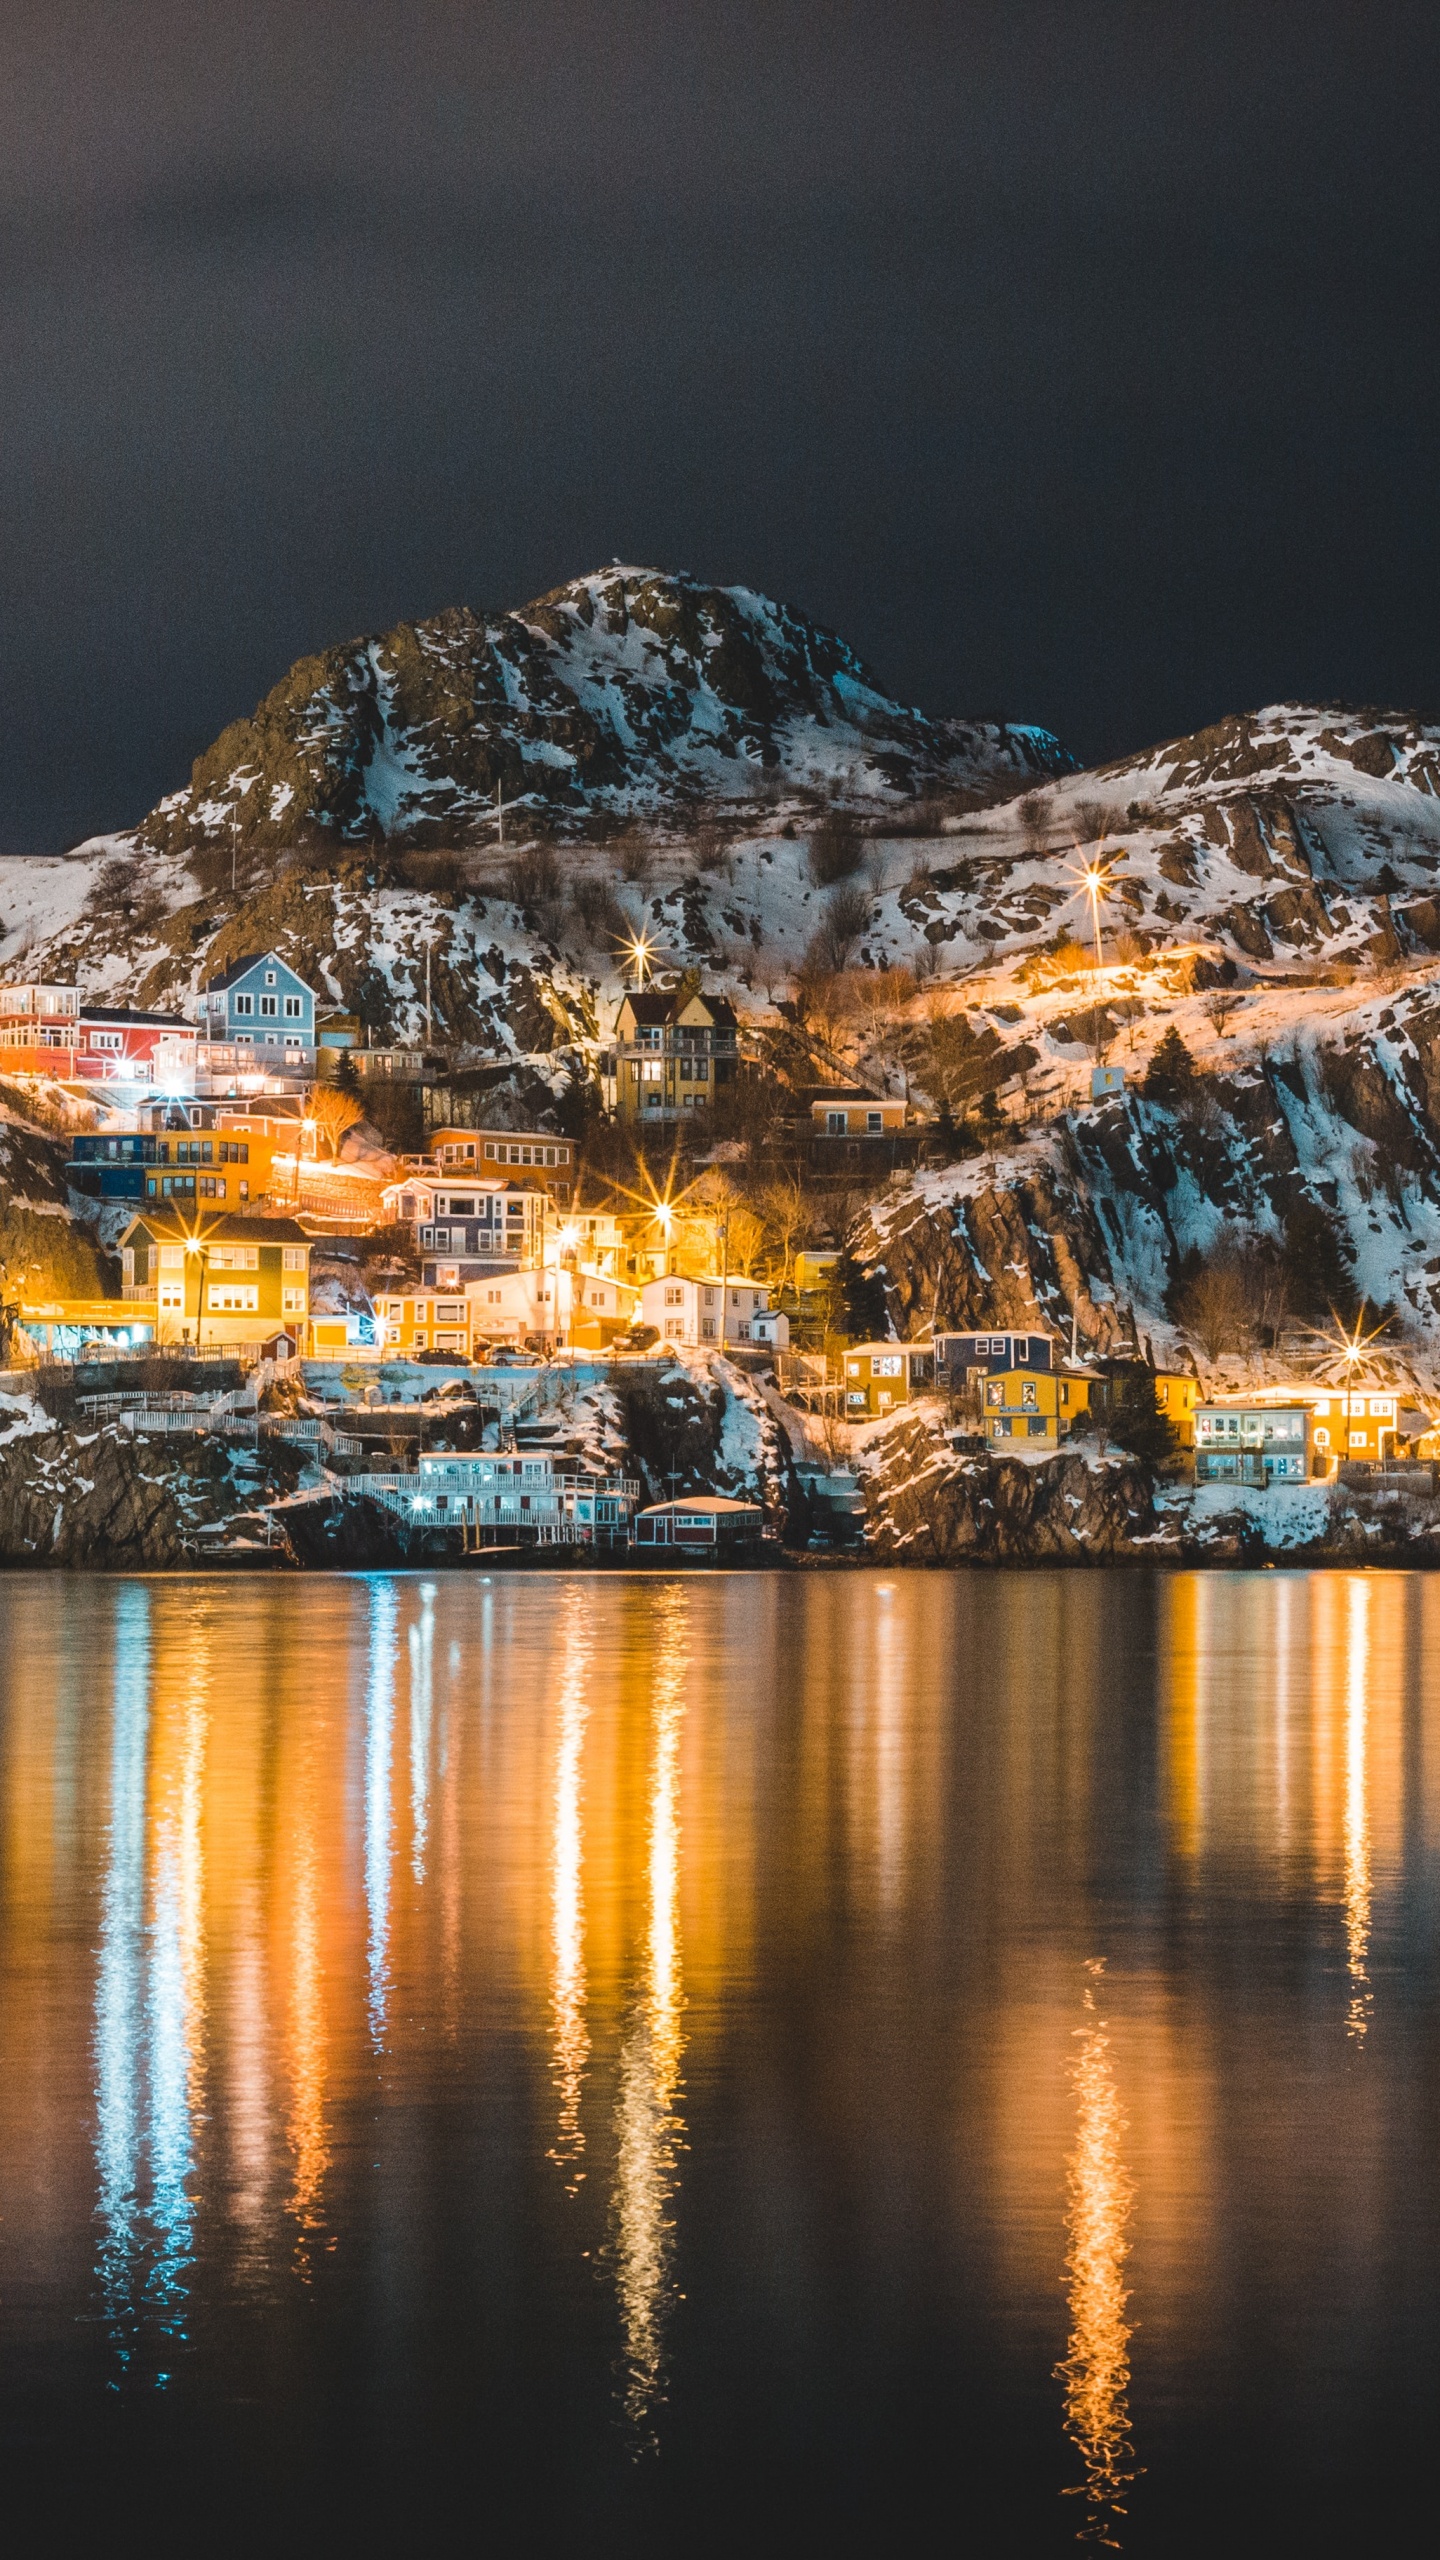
633,1497 -> 765,1552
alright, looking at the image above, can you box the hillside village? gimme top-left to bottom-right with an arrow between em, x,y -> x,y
4,570 -> 1440,1565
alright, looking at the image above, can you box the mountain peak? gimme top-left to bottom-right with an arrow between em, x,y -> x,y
121,566 -> 1072,859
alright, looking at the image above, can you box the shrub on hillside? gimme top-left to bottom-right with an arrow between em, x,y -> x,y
808,812 -> 864,884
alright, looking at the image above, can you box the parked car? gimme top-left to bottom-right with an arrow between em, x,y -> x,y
420,1378 -> 478,1404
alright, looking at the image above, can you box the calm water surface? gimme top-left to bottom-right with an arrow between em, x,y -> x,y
1,1567 -> 1437,2554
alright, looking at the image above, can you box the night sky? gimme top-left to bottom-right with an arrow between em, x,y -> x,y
4,0 -> 1439,852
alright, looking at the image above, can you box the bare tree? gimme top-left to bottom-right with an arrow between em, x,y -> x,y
1204,987 -> 1243,1038
808,882 -> 871,974
862,840 -> 892,895
306,1084 -> 365,1160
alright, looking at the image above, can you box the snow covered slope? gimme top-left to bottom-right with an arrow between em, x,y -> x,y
103,566 -> 1070,859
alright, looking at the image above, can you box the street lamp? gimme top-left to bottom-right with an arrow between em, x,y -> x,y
556,1219 -> 579,1352
182,1232 -> 209,1348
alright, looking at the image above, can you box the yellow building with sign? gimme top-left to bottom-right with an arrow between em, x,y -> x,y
843,1343 -> 935,1417
984,1367 -> 1091,1447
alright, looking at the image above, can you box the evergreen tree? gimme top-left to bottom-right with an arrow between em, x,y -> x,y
1106,1368 -> 1179,1466
836,1254 -> 889,1341
1281,1199 -> 1358,1323
1143,1026 -> 1195,1102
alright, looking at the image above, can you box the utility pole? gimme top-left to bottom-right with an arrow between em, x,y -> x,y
425,942 -> 432,1046
230,814 -> 238,900
496,780 -> 505,850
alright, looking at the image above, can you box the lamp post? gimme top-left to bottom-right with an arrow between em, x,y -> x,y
1083,864 -> 1108,976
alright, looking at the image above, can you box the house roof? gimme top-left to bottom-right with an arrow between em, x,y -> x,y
639,1497 -> 763,1517
80,1003 -> 194,1030
201,950 -> 312,993
848,1339 -> 932,1358
802,1084 -> 884,1104
121,1207 -> 311,1246
619,986 -> 738,1029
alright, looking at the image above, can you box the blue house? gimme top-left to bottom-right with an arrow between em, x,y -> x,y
67,1131 -> 162,1201
198,951 -> 316,1066
935,1329 -> 1058,1381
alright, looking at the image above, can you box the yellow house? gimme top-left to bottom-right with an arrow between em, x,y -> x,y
984,1367 -> 1091,1447
1307,1389 -> 1399,1465
843,1342 -> 935,1417
806,1087 -> 908,1136
1154,1372 -> 1199,1450
119,1209 -> 311,1347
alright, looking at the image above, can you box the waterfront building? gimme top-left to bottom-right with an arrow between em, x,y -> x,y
353,1450 -> 639,1545
632,1496 -> 765,1552
1193,1402 -> 1313,1484
983,1366 -> 1091,1446
844,1341 -> 935,1417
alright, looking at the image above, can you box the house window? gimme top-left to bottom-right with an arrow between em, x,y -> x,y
872,1355 -> 902,1378
827,1111 -> 846,1135
282,1287 -> 306,1315
701,1317 -> 716,1340
282,1247 -> 307,1270
264,970 -> 276,986
259,995 -> 278,1017
867,1112 -> 883,1133
234,994 -> 254,1016
1022,1381 -> 1038,1410
284,996 -> 302,1019
208,1285 -> 259,1312
664,1286 -> 683,1306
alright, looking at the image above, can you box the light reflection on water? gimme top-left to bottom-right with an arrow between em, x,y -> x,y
548,1588 -> 594,2191
1058,1963 -> 1137,2548
3,1568 -> 1437,2548
613,1584 -> 690,2437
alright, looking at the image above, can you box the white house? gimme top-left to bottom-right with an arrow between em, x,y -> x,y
640,1273 -> 771,1347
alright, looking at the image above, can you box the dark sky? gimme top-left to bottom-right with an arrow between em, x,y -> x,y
4,0 -> 1439,852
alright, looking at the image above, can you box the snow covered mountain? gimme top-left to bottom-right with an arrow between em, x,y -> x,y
114,566 -> 1071,859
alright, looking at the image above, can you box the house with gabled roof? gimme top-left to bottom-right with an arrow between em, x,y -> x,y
600,981 -> 739,1125
119,1205 -> 312,1347
197,951 -> 316,1085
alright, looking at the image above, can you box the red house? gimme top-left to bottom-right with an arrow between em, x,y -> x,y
0,983 -> 197,1088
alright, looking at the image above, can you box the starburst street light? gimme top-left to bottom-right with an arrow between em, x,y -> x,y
1066,854 -> 1115,976
1314,1302 -> 1391,1464
623,929 -> 655,988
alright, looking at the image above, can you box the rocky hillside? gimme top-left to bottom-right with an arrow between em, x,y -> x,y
99,566 -> 1071,860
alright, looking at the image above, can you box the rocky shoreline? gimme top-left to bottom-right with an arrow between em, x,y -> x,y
4,1404 -> 1439,1571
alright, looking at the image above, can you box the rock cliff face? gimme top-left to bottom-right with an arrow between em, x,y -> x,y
0,1421 -> 300,1566
115,567 -> 1070,858
853,966 -> 1440,1371
856,1417 -> 1159,1560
